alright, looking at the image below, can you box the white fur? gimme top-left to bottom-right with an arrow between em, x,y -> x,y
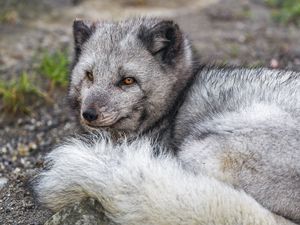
34,134 -> 294,225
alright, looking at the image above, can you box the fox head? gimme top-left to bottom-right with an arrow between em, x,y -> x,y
69,17 -> 195,136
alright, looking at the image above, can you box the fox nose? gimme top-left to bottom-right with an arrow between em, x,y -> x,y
82,109 -> 98,122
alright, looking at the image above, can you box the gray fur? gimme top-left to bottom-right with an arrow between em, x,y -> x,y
34,133 -> 295,225
69,17 -> 194,135
177,68 -> 300,221
35,17 -> 300,224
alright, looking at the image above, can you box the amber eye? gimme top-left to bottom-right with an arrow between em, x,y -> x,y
122,77 -> 135,85
86,71 -> 93,82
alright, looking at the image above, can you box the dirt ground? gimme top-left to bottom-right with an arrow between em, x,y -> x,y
0,0 -> 300,224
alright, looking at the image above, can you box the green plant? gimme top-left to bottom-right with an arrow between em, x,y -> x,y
266,0 -> 300,25
39,50 -> 69,90
0,72 -> 45,113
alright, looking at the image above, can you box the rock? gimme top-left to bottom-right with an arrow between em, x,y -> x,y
44,199 -> 113,225
270,58 -> 279,69
17,143 -> 30,157
0,177 -> 8,190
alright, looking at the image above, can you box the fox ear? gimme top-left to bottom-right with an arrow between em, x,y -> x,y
138,20 -> 183,65
73,19 -> 95,57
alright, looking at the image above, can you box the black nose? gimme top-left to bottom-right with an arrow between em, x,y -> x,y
82,109 -> 98,122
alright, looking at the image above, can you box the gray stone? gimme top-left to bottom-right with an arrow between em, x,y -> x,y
0,177 -> 8,190
44,199 -> 114,225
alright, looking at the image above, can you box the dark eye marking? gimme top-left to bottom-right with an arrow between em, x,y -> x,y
85,71 -> 93,82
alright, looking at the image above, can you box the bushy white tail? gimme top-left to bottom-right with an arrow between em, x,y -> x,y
34,134 -> 293,225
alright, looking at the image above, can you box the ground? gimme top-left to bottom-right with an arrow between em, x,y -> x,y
0,0 -> 299,224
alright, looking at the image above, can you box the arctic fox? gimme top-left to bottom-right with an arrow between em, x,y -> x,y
34,17 -> 300,225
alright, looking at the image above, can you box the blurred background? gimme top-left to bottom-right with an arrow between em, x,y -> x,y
0,0 -> 300,224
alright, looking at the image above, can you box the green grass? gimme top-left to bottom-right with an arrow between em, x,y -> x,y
0,72 -> 45,113
266,0 -> 300,25
0,49 -> 70,115
39,50 -> 69,90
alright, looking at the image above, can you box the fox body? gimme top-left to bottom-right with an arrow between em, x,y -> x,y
34,17 -> 300,224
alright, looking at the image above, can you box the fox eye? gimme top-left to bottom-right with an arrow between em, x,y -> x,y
85,71 -> 93,82
122,77 -> 136,85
